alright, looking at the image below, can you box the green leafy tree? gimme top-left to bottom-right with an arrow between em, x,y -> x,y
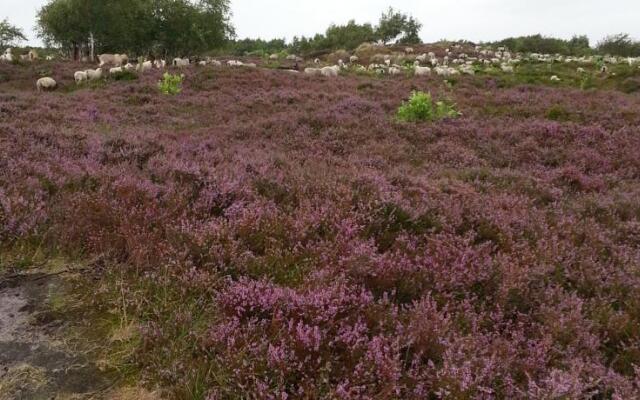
0,19 -> 27,48
376,7 -> 422,44
597,33 -> 640,57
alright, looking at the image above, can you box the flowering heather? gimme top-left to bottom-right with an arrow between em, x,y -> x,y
1,60 -> 640,398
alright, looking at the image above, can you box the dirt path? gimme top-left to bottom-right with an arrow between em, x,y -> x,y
0,270 -> 114,399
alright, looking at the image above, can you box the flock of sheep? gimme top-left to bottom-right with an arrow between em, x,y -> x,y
3,42 -> 640,92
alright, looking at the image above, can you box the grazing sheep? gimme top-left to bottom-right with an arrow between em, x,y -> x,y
36,77 -> 57,92
98,53 -> 128,67
173,58 -> 190,67
20,54 -> 30,61
313,58 -> 320,64
269,54 -> 279,60
28,50 -> 39,61
320,65 -> 340,77
74,70 -> 88,84
210,60 -> 222,67
501,64 -> 514,73
434,66 -> 449,76
137,60 -> 152,73
153,59 -> 166,69
388,66 -> 402,75
85,68 -> 103,80
576,67 -> 585,74
1,48 -> 12,62
227,60 -> 243,67
349,55 -> 359,63
123,63 -> 135,71
416,53 -> 428,63
550,75 -> 561,82
459,65 -> 475,75
286,54 -> 297,61
45,55 -> 54,61
109,67 -> 123,74
304,67 -> 322,76
404,47 -> 414,54
198,60 -> 207,66
414,66 -> 431,76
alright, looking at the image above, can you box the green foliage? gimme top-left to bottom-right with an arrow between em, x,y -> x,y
158,73 -> 184,95
227,38 -> 287,57
396,91 -> 460,123
376,7 -> 422,44
0,19 -> 27,48
111,70 -> 138,81
492,34 -> 592,56
37,0 -> 234,57
597,34 -> 640,57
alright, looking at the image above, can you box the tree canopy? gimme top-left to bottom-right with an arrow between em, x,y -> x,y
37,0 -> 234,57
0,19 -> 27,48
597,34 -> 640,57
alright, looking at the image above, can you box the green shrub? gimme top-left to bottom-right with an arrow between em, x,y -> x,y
111,70 -> 138,81
618,77 -> 640,94
396,91 -> 461,122
158,72 -> 184,95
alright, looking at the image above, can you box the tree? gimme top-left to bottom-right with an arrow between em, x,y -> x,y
0,19 -> 27,48
37,0 -> 234,58
597,33 -> 640,57
376,7 -> 422,44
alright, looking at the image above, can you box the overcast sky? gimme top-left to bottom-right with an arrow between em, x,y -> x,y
4,0 -> 639,46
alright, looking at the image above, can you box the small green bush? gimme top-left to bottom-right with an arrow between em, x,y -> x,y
111,70 -> 138,81
396,91 -> 461,122
158,73 -> 184,95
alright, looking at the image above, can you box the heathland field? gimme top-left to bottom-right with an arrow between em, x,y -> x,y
2,51 -> 640,398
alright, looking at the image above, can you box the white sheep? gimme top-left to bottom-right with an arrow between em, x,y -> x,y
459,65 -> 475,75
414,66 -> 431,76
404,47 -> 414,54
28,50 -> 39,61
123,63 -> 135,71
501,64 -> 514,73
550,75 -> 561,82
314,58 -> 320,64
434,66 -> 450,77
85,68 -> 103,80
304,67 -> 322,76
98,53 -> 128,67
416,54 -> 428,63
227,60 -> 243,67
109,66 -> 123,74
349,55 -> 359,63
269,54 -> 279,60
198,60 -> 207,66
173,58 -> 190,67
286,54 -> 297,61
576,67 -> 585,74
210,60 -> 222,67
137,60 -> 152,73
320,65 -> 340,77
388,66 -> 402,75
74,70 -> 88,84
36,77 -> 57,92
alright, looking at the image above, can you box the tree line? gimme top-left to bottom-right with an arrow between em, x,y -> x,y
36,0 -> 233,59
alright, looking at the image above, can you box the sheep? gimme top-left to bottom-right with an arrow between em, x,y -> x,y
154,59 -> 166,69
74,70 -> 88,84
137,60 -> 152,73
28,50 -> 39,61
338,59 -> 344,67
416,53 -> 428,63
20,54 -> 30,61
388,66 -> 402,75
313,58 -> 320,64
320,65 -> 340,77
414,66 -> 431,76
98,53 -> 128,67
576,67 -> 585,74
286,54 -> 297,61
45,55 -> 54,61
550,75 -> 561,82
123,63 -> 135,71
173,58 -> 190,67
501,64 -> 514,73
198,60 -> 207,66
109,66 -> 123,74
405,47 -> 414,54
227,60 -> 243,67
434,66 -> 450,77
269,54 -> 279,60
36,77 -> 57,92
85,68 -> 103,80
210,60 -> 222,67
304,67 -> 322,76
460,65 -> 475,75
349,55 -> 359,63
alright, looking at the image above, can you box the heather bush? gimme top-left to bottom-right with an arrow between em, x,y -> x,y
396,91 -> 460,122
111,69 -> 138,81
2,61 -> 640,399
